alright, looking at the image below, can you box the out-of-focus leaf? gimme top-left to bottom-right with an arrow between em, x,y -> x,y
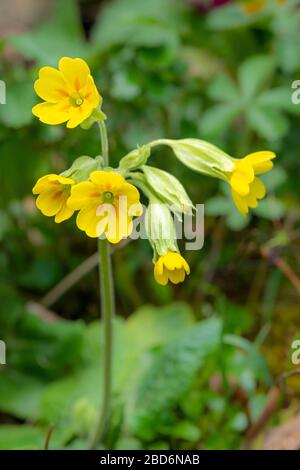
0,371 -> 45,420
92,0 -> 185,50
126,302 -> 195,352
130,318 -> 221,439
200,104 -> 240,137
246,106 -> 289,140
0,425 -> 46,450
258,87 -> 300,116
207,4 -> 260,30
207,74 -> 239,102
0,81 -> 35,128
223,334 -> 272,386
238,56 -> 276,101
253,197 -> 286,220
9,0 -> 89,65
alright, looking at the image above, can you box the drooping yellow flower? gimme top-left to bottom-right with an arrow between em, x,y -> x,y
226,151 -> 276,215
32,57 -> 101,128
67,171 -> 142,243
32,174 -> 75,223
154,251 -> 190,286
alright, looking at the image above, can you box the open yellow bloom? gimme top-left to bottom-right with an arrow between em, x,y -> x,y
67,171 -> 142,243
226,151 -> 276,215
154,251 -> 190,286
32,174 -> 75,223
32,57 -> 101,128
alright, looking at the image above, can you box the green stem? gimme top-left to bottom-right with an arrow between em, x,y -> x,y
90,120 -> 115,449
98,120 -> 109,166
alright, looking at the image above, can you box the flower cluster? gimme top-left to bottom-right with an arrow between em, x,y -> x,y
32,57 -> 276,286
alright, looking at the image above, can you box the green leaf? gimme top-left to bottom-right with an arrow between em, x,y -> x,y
223,334 -> 272,386
0,80 -> 35,128
130,318 -> 221,439
9,0 -> 89,65
207,4 -> 259,30
253,197 -> 286,220
126,302 -> 195,353
207,74 -> 239,102
0,425 -> 46,450
238,55 -> 276,100
0,371 -> 45,420
258,86 -> 300,115
246,106 -> 289,141
91,0 -> 185,50
200,104 -> 240,137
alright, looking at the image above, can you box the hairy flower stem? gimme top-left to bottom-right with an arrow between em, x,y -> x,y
90,120 -> 115,449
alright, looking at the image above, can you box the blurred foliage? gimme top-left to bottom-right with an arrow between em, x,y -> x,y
0,0 -> 300,450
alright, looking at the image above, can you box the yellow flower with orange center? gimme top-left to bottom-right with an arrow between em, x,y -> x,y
67,171 -> 142,243
154,251 -> 190,286
226,151 -> 276,215
32,57 -> 101,128
32,174 -> 75,223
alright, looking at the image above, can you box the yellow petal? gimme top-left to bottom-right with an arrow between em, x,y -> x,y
90,171 -> 125,190
231,190 -> 249,216
54,196 -> 74,223
245,191 -> 258,209
168,268 -> 186,284
244,151 -> 276,175
32,174 -> 54,194
250,177 -> 266,199
66,102 -> 94,128
154,263 -> 168,286
32,100 -> 71,125
59,57 -> 90,92
49,175 -> 75,185
34,66 -> 69,102
36,190 -> 64,217
230,172 -> 250,196
76,205 -> 99,238
121,182 -> 141,206
164,252 -> 183,271
68,182 -> 100,210
82,75 -> 101,109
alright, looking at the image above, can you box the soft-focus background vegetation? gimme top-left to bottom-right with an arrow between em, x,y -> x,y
0,0 -> 300,450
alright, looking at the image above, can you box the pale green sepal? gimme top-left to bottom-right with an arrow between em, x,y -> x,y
151,138 -> 234,180
142,165 -> 194,219
61,155 -> 103,182
145,202 -> 178,260
118,145 -> 151,173
80,108 -> 107,130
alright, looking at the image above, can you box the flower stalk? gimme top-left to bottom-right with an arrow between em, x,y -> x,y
90,119 -> 115,449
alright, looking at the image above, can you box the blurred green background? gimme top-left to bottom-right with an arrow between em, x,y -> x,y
0,0 -> 300,450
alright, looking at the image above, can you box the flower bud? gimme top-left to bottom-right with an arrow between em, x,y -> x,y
142,165 -> 194,219
145,202 -> 178,259
151,138 -> 234,180
118,145 -> 150,173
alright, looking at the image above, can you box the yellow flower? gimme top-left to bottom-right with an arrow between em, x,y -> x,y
32,57 -> 101,128
154,251 -> 190,286
241,0 -> 286,14
32,174 -> 75,223
226,151 -> 276,215
241,0 -> 265,14
67,171 -> 142,242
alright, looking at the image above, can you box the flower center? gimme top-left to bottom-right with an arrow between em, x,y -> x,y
70,94 -> 84,107
102,191 -> 114,204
